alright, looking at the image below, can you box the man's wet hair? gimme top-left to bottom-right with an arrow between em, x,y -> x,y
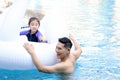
58,37 -> 72,49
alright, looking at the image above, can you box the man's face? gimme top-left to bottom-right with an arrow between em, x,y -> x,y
55,42 -> 69,59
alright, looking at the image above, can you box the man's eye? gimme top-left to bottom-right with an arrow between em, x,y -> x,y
58,48 -> 62,50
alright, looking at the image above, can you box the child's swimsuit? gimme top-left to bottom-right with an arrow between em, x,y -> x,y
20,30 -> 43,42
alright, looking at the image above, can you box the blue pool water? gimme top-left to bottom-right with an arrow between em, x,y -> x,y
0,0 -> 120,80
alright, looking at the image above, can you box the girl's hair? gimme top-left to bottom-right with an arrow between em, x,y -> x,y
28,17 -> 40,26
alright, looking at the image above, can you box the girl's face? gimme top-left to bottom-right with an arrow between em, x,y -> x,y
29,20 -> 39,34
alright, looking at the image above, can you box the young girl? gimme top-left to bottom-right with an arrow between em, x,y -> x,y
20,17 -> 47,43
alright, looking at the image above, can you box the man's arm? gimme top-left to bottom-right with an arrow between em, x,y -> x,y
69,34 -> 82,60
23,43 -> 66,73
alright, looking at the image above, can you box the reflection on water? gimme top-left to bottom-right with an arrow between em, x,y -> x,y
70,0 -> 120,80
0,0 -> 120,80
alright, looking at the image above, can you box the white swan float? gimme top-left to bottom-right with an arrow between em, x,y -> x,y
0,0 -> 68,70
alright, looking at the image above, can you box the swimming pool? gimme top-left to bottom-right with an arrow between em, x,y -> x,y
0,0 -> 120,80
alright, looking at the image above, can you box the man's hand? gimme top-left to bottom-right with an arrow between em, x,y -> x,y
69,33 -> 75,41
23,43 -> 35,55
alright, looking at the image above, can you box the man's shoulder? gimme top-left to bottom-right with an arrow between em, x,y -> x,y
70,52 -> 75,57
69,53 -> 77,61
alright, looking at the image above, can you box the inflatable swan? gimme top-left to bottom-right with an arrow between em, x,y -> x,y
0,0 -> 68,70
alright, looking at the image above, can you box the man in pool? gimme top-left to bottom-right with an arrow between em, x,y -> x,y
23,34 -> 82,74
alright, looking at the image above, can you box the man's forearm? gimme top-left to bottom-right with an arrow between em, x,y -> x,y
72,38 -> 80,50
30,52 -> 44,71
71,38 -> 82,59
